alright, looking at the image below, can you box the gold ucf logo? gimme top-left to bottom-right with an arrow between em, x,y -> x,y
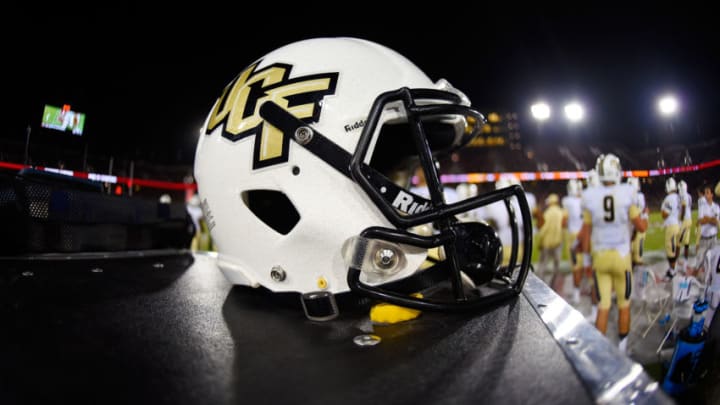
205,62 -> 338,169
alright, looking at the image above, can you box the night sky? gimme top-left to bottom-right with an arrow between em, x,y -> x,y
6,9 -> 720,166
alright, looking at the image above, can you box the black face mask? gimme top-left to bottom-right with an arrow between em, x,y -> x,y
261,87 -> 533,316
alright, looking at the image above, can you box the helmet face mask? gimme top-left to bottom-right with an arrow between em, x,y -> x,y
194,37 -> 533,319
343,87 -> 533,311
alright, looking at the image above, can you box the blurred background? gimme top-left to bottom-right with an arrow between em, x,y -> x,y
3,9 -> 718,204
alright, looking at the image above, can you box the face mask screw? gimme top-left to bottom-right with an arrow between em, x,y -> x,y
294,126 -> 313,145
270,266 -> 286,282
374,248 -> 398,270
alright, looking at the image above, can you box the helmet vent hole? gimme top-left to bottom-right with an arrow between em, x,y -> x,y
292,166 -> 300,176
242,190 -> 300,235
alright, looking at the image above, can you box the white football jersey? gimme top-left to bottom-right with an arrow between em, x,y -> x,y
581,183 -> 637,255
703,245 -> 720,294
698,195 -> 707,209
480,201 -> 513,247
672,274 -> 703,303
637,191 -> 648,220
581,184 -> 599,209
562,195 -> 583,234
635,191 -> 646,211
525,192 -> 537,214
679,192 -> 692,222
524,191 -> 537,235
699,201 -> 720,238
661,193 -> 681,227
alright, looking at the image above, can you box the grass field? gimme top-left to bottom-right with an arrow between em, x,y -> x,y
533,210 -> 698,262
644,210 -> 697,253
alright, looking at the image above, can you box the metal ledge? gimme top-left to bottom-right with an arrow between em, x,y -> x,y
522,272 -> 674,404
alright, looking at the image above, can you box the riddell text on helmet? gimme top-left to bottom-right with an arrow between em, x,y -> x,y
392,190 -> 431,215
343,119 -> 366,133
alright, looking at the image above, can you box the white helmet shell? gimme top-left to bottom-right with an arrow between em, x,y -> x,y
666,177 -> 678,193
567,179 -> 581,196
193,36 -> 522,313
586,169 -> 600,188
595,153 -> 622,184
678,180 -> 688,196
195,37 -> 451,295
626,176 -> 640,192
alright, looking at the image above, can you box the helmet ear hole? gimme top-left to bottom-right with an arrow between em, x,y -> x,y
241,190 -> 300,235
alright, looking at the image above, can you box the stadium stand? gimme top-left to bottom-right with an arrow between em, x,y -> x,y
2,133 -> 718,212
0,168 -> 195,255
438,138 -> 720,212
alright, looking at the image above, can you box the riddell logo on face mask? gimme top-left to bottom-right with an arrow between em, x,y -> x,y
392,190 -> 430,215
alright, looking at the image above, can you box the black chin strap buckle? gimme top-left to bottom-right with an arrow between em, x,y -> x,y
300,291 -> 339,321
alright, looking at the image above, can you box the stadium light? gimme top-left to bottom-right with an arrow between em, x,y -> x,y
658,95 -> 678,116
564,102 -> 585,123
657,94 -> 679,139
531,102 -> 551,121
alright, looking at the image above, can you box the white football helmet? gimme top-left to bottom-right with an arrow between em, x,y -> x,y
626,176 -> 640,192
595,153 -> 622,184
455,183 -> 478,200
455,183 -> 479,222
495,177 -> 511,191
666,177 -> 678,193
194,37 -> 533,320
678,179 -> 688,196
566,179 -> 581,196
627,177 -> 640,191
586,169 -> 600,188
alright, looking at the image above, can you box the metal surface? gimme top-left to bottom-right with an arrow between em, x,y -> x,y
353,334 -> 382,347
522,273 -> 674,404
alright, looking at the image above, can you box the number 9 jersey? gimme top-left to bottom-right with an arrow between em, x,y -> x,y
581,182 -> 639,256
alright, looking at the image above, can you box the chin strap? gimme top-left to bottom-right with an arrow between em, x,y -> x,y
299,264 -> 447,322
